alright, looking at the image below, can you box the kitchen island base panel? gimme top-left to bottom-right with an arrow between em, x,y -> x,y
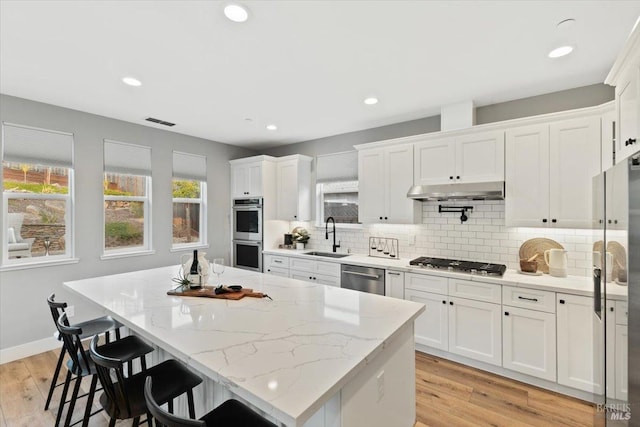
342,324 -> 416,427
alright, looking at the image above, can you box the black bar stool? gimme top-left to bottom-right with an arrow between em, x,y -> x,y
56,312 -> 154,427
89,335 -> 203,427
144,377 -> 277,427
45,293 -> 123,411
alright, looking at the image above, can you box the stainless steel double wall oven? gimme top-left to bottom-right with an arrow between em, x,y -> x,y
232,198 -> 263,272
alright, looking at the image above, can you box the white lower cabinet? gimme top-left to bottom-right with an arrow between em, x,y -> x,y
448,296 -> 502,366
267,255 -> 341,287
405,288 -> 448,351
406,274 -> 501,366
385,270 -> 405,299
556,293 -> 604,394
502,306 -> 556,381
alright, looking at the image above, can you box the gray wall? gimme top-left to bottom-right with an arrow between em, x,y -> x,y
0,94 -> 255,350
262,83 -> 614,157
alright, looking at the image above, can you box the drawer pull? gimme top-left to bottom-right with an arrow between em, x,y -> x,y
388,272 -> 401,276
274,260 -> 282,264
518,296 -> 539,302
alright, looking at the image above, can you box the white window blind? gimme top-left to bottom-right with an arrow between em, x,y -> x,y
104,140 -> 152,176
2,122 -> 74,167
316,151 -> 358,183
173,151 -> 206,181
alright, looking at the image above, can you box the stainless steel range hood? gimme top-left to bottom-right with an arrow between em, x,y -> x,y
407,181 -> 505,201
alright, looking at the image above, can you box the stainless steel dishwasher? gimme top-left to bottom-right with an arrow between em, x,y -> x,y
341,264 -> 385,295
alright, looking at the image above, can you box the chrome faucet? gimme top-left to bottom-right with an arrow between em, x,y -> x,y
325,216 -> 341,253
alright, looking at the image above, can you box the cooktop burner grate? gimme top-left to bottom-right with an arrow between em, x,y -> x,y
409,256 -> 507,276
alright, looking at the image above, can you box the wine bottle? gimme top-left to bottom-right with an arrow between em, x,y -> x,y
189,250 -> 200,287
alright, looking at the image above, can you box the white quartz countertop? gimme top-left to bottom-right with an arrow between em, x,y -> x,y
263,248 -> 628,300
63,265 -> 425,427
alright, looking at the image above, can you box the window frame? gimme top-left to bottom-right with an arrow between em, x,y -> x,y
171,179 -> 207,250
1,165 -> 76,268
315,181 -> 362,229
101,173 -> 153,258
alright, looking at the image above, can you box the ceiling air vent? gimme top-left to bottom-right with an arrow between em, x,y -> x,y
145,117 -> 176,127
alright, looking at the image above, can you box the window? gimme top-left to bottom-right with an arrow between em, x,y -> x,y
315,151 -> 359,225
172,151 -> 207,248
2,123 -> 75,265
317,181 -> 359,224
103,140 -> 152,255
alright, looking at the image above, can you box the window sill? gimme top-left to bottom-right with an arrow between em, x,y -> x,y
100,249 -> 156,260
170,243 -> 209,253
0,257 -> 80,272
314,222 -> 364,230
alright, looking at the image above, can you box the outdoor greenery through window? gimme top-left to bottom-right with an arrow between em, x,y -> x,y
317,181 -> 359,224
104,173 -> 150,253
3,161 -> 72,260
172,179 -> 205,247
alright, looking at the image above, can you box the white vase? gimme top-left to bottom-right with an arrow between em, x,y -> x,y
180,252 -> 209,286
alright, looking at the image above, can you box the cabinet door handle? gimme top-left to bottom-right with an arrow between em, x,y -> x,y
309,276 -> 313,280
388,272 -> 401,276
384,217 -> 388,220
551,219 -> 557,223
267,269 -> 271,272
559,299 -> 565,304
449,176 -> 454,180
610,307 -> 615,312
631,138 -> 637,145
504,312 -> 510,316
442,300 -> 446,304
343,271 -> 380,279
542,219 -> 548,223
379,216 -> 383,220
456,176 -> 460,180
274,260 -> 282,264
294,215 -> 297,219
518,296 -> 538,302
449,301 -> 454,305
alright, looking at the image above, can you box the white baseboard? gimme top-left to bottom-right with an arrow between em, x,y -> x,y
0,336 -> 59,365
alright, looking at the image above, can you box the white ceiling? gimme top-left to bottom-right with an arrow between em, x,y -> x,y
1,1 -> 640,150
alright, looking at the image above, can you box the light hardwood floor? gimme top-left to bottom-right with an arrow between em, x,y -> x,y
0,349 -> 596,426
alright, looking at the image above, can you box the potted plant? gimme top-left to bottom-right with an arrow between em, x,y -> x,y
291,227 -> 309,250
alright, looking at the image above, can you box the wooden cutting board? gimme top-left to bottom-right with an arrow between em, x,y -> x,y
519,238 -> 564,274
167,286 -> 267,300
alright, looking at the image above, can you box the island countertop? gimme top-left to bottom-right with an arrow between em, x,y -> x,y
63,265 -> 424,427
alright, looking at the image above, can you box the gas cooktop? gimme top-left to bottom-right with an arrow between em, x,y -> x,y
409,257 -> 507,276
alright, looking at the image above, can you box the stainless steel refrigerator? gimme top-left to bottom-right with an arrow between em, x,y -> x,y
593,151 -> 639,425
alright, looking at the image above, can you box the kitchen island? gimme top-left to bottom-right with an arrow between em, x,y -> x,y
63,265 -> 424,427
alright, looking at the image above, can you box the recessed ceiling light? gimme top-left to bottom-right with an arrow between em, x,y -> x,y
266,124 -> 277,131
548,45 -> 574,58
122,76 -> 142,87
363,97 -> 378,105
224,3 -> 249,22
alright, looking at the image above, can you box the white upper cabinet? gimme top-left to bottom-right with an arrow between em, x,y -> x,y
606,24 -> 640,163
276,155 -> 312,221
549,116 -> 601,228
505,116 -> 600,228
414,130 -> 504,185
505,124 -> 550,227
358,144 -> 420,224
231,160 -> 264,198
616,66 -> 640,161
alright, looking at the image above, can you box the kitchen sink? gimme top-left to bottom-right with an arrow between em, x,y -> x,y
304,251 -> 350,259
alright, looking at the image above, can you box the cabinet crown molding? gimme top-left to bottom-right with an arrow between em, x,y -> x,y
605,25 -> 640,86
354,101 -> 614,151
229,155 -> 277,165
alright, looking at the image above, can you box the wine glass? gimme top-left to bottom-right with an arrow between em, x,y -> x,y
212,258 -> 225,286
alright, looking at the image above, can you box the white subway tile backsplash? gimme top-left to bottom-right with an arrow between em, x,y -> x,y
300,200 -> 594,277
